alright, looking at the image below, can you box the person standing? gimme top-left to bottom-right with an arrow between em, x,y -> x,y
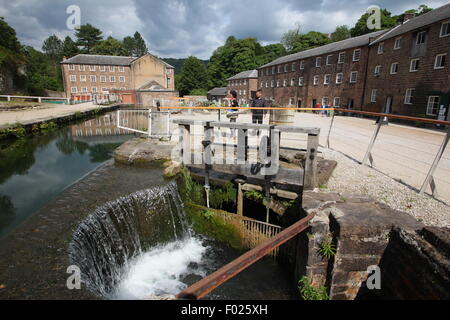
250,90 -> 269,124
226,90 -> 239,137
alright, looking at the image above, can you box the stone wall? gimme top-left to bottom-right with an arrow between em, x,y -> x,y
296,191 -> 450,300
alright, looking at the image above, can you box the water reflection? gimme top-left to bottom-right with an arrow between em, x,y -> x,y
0,112 -> 137,238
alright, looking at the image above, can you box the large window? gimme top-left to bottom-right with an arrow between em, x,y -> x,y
284,65 -> 288,73
434,54 -> 446,69
100,76 -> 106,82
89,65 -> 96,72
100,66 -> 106,72
338,52 -> 345,64
427,96 -> 440,116
390,62 -> 399,74
109,66 -> 115,72
90,75 -> 97,82
313,75 -> 319,85
71,87 -> 77,93
394,37 -> 402,50
353,49 -> 361,62
79,65 -> 85,71
70,75 -> 76,82
300,60 -> 305,70
333,97 -> 341,107
416,31 -> 427,45
68,64 -> 75,71
374,65 -> 382,75
326,55 -> 332,65
404,88 -> 414,104
324,74 -> 331,84
410,58 -> 420,72
119,76 -> 125,83
370,89 -> 377,103
110,76 -> 116,83
350,71 -> 358,83
80,75 -> 86,82
440,21 -> 450,37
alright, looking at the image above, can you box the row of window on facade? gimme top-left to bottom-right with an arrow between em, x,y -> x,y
229,79 -> 248,86
70,87 -> 126,93
370,88 -> 441,116
69,75 -> 126,83
260,71 -> 359,88
260,48 -> 363,77
75,128 -> 129,137
68,64 -> 126,72
376,21 -> 450,54
374,53 -> 446,76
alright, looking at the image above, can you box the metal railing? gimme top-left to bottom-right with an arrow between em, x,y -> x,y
116,109 -> 171,138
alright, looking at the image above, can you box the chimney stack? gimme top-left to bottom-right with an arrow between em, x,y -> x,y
403,12 -> 416,23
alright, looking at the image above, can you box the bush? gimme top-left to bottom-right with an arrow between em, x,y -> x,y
298,277 -> 329,300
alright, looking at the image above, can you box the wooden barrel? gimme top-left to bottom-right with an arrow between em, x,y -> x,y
269,108 -> 295,125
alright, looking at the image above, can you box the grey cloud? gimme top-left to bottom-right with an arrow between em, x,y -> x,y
0,0 -> 447,59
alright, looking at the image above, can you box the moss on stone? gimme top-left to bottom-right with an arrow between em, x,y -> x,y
186,204 -> 244,250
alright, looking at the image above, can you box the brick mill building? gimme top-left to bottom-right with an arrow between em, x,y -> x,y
257,3 -> 450,120
226,70 -> 258,105
364,4 -> 450,120
61,53 -> 177,105
258,30 -> 387,110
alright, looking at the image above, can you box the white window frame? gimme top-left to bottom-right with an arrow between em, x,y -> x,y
326,55 -> 332,65
300,60 -> 305,70
119,76 -> 125,83
370,89 -> 377,103
100,66 -> 106,72
78,65 -> 85,71
80,75 -> 87,82
322,97 -> 329,106
313,75 -> 319,85
352,49 -> 361,62
390,62 -> 399,74
333,97 -> 341,107
271,80 -> 275,88
426,96 -> 440,116
119,66 -> 125,72
292,63 -> 296,72
100,76 -> 106,83
276,80 -> 280,87
349,71 -> 358,83
68,64 -> 75,71
283,79 -> 288,87
90,75 -> 97,82
315,57 -> 321,67
374,65 -> 382,75
338,52 -> 345,64
404,88 -> 414,105
81,87 -> 88,93
394,37 -> 402,50
410,58 -> 420,72
109,66 -> 115,72
440,21 -> 450,37
291,78 -> 295,86
110,76 -> 116,83
70,75 -> 76,82
324,74 -> 331,85
284,65 -> 288,73
91,87 -> 97,93
434,54 -> 446,69
89,65 -> 96,72
299,77 -> 304,86
336,73 -> 343,84
278,66 -> 282,74
71,87 -> 77,94
272,66 -> 276,74
416,31 -> 426,45
377,43 -> 384,54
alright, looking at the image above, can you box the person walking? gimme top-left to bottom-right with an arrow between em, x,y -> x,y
250,90 -> 269,124
226,90 -> 239,137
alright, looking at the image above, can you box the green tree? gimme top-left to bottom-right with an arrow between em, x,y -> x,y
177,56 -> 208,96
0,17 -> 22,53
61,36 -> 79,58
258,44 -> 286,66
133,32 -> 148,57
281,26 -> 301,53
42,35 -> 63,62
75,24 -> 103,53
330,25 -> 351,42
92,36 -> 127,56
350,9 -> 397,37
123,36 -> 135,56
282,27 -> 330,54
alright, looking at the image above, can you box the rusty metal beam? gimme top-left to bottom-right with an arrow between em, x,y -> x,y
175,213 -> 316,300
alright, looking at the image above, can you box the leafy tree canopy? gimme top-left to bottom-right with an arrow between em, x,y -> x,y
42,35 -> 63,62
123,31 -> 148,57
330,25 -> 351,43
92,36 -> 127,56
75,24 -> 103,53
350,8 -> 397,37
61,36 -> 79,59
282,27 -> 330,54
177,56 -> 208,96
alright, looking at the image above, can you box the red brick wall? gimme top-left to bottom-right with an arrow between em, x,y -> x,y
363,19 -> 450,118
226,77 -> 257,105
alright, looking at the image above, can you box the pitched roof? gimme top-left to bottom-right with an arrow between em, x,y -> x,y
370,3 -> 450,45
259,30 -> 387,69
227,69 -> 258,80
139,80 -> 165,90
207,87 -> 227,96
61,54 -> 134,66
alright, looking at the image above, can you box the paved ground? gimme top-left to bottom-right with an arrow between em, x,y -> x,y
170,110 -> 450,205
0,102 -> 110,128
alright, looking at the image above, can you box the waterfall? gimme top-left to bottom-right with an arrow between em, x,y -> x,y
69,182 -> 205,299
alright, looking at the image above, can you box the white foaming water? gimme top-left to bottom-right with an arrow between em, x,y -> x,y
112,236 -> 208,300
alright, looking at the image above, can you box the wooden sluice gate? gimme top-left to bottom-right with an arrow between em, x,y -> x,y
172,119 -> 321,299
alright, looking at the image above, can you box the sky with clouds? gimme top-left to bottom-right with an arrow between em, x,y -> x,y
0,0 -> 447,59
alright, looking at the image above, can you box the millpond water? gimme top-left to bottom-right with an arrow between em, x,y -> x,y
0,110 -> 298,300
